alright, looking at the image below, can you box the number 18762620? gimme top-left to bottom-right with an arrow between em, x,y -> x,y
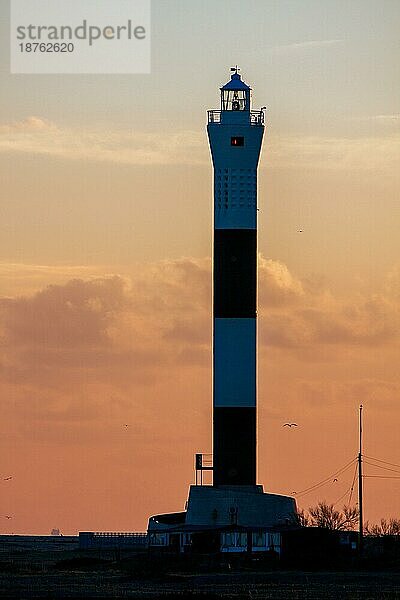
19,42 -> 74,53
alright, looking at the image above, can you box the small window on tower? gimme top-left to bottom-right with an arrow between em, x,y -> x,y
231,136 -> 244,147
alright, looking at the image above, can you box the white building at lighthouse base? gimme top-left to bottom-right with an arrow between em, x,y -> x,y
148,485 -> 296,554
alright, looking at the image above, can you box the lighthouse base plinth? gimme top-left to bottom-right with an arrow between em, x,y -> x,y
147,486 -> 297,554
185,485 -> 296,528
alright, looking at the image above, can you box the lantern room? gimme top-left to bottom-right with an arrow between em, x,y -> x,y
220,68 -> 251,112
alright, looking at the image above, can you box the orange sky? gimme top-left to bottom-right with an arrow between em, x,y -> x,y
0,1 -> 399,534
0,255 -> 399,533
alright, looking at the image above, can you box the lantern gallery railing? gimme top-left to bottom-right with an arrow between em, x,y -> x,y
207,110 -> 265,125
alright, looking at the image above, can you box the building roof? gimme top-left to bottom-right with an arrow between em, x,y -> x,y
220,72 -> 251,91
149,512 -> 186,525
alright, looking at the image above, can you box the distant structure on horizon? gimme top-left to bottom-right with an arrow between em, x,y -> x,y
147,68 -> 296,554
50,528 -> 61,536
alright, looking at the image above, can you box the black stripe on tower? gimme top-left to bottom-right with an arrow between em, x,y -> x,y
214,229 -> 256,318
213,407 -> 256,486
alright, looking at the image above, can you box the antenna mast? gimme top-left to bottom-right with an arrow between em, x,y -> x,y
358,404 -> 364,554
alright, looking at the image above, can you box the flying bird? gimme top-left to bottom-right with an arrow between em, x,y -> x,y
283,423 -> 298,428
3,476 -> 12,481
333,478 -> 338,482
123,424 -> 129,428
4,515 -> 12,519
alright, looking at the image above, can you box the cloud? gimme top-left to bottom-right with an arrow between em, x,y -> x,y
1,277 -> 126,347
0,116 -> 206,166
0,259 -> 213,394
1,257 -> 398,391
0,255 -> 398,449
0,262 -> 111,297
359,114 -> 400,122
0,116 -> 399,173
272,39 -> 344,53
264,133 -> 400,172
258,257 -> 304,307
260,288 -> 399,351
0,116 -> 56,133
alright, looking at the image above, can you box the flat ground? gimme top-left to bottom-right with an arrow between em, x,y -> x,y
0,536 -> 399,599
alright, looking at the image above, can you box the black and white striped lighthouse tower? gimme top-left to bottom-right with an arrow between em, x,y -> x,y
207,68 -> 264,487
148,70 -> 296,541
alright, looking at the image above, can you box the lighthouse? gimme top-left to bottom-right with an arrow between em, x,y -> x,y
208,68 -> 264,487
148,70 -> 296,551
